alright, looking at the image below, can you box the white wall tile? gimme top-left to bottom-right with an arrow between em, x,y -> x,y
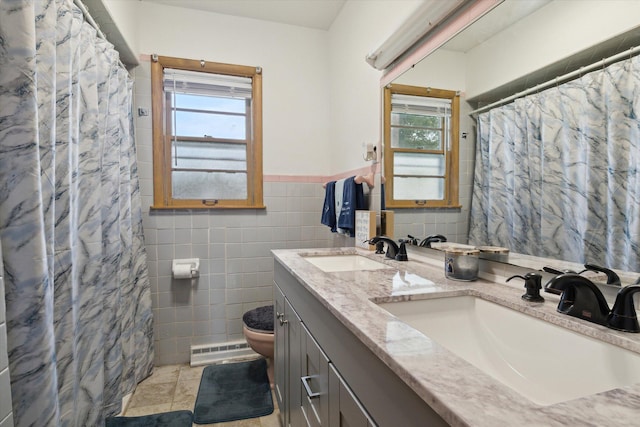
0,277 -> 4,324
0,369 -> 12,422
0,325 -> 7,371
0,413 -> 14,427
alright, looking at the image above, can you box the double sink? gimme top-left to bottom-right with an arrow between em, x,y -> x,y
302,253 -> 640,406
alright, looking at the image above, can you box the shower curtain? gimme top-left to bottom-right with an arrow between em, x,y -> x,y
0,0 -> 153,425
469,54 -> 640,272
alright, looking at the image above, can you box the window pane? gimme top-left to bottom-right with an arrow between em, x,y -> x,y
392,128 -> 442,149
173,110 -> 246,139
394,177 -> 444,200
394,152 -> 445,176
172,171 -> 247,199
172,141 -> 246,171
174,93 -> 246,114
391,113 -> 443,149
392,112 -> 441,127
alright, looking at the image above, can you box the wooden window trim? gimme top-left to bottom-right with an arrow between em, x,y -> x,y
151,55 -> 264,209
383,83 -> 460,209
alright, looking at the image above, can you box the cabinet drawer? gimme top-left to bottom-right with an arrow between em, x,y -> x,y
301,324 -> 330,427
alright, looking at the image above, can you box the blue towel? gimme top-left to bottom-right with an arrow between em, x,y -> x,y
321,181 -> 337,232
337,176 -> 365,237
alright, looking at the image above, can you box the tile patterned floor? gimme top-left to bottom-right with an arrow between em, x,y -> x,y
123,359 -> 280,427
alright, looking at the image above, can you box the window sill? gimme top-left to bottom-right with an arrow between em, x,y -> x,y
385,204 -> 462,209
150,205 -> 267,211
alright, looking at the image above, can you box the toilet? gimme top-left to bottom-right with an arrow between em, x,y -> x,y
242,305 -> 274,386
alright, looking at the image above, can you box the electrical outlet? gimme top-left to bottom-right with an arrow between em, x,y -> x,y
137,107 -> 149,117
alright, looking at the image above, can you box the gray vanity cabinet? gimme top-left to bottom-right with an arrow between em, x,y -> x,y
275,278 -> 375,427
274,259 -> 447,427
274,283 -> 303,427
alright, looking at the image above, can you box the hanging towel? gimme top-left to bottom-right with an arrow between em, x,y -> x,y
334,178 -> 346,234
321,177 -> 365,236
321,181 -> 337,232
337,176 -> 365,237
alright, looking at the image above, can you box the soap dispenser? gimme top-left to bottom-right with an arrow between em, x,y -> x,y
507,272 -> 545,303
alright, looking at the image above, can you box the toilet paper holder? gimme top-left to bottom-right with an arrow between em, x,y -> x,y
172,258 -> 200,279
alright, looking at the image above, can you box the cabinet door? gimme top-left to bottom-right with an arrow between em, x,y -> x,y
329,363 -> 377,427
274,283 -> 304,427
288,299 -> 304,427
300,324 -> 330,427
274,284 -> 288,426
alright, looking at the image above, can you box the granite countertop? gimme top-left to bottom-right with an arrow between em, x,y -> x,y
272,247 -> 640,427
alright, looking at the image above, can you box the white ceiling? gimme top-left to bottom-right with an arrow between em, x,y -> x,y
140,0 -> 347,30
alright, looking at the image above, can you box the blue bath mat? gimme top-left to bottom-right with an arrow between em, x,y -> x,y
193,358 -> 273,424
105,410 -> 193,427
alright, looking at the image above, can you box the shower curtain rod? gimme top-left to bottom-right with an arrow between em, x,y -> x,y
73,0 -> 129,72
469,44 -> 640,116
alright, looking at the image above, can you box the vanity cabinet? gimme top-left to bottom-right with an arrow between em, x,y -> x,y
274,260 -> 447,427
275,281 -> 374,427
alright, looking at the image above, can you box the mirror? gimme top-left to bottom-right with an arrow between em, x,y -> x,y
382,0 -> 640,274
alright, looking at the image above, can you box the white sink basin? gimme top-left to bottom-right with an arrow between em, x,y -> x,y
303,255 -> 390,273
378,296 -> 640,406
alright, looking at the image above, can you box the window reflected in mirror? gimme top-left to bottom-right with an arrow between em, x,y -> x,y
383,84 -> 460,208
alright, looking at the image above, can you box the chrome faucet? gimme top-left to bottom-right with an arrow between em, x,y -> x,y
544,273 -> 640,332
367,236 -> 408,261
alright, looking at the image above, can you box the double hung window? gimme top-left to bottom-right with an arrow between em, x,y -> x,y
151,56 -> 263,208
383,84 -> 459,208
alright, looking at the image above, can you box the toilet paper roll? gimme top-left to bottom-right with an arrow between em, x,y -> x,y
173,263 -> 193,279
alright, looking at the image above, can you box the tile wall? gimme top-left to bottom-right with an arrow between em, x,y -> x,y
0,243 -> 14,427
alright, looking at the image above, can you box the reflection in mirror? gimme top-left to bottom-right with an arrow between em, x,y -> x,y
382,0 -> 640,274
383,84 -> 459,209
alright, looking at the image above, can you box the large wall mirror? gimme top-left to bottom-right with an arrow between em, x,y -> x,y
381,0 -> 640,275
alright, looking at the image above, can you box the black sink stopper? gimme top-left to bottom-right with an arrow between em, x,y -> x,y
507,272 -> 545,303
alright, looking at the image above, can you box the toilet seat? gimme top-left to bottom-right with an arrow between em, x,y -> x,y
242,305 -> 274,334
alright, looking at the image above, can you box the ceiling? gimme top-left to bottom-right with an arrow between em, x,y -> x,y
140,0 -> 347,30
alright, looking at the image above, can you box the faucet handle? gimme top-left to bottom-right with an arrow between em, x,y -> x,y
582,263 -> 621,286
507,272 -> 545,303
543,266 -> 577,275
395,242 -> 408,261
608,284 -> 640,332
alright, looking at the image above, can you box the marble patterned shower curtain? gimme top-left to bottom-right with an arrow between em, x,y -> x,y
469,54 -> 640,272
0,0 -> 153,425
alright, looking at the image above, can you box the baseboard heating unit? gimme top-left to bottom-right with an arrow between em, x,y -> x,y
190,341 -> 256,366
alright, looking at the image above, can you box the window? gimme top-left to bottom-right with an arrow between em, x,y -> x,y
383,84 -> 460,208
151,55 -> 263,208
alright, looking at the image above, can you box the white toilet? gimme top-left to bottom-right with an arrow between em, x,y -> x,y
242,305 -> 274,386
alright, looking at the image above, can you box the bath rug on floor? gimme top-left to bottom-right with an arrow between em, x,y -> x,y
193,358 -> 273,424
105,410 -> 193,427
